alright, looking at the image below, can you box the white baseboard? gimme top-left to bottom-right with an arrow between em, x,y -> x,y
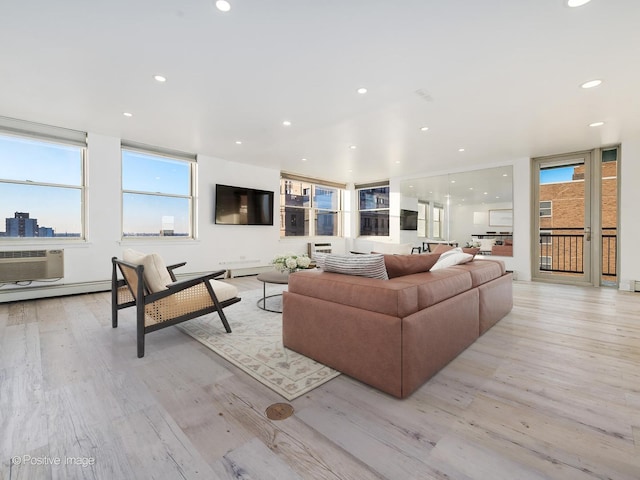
0,280 -> 110,303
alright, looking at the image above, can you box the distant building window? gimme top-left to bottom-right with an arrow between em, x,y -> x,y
358,185 -> 389,236
0,130 -> 86,240
121,145 -> 195,238
540,256 -> 552,270
279,177 -> 343,237
540,200 -> 552,217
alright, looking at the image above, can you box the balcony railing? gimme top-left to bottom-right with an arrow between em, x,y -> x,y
539,228 -> 617,278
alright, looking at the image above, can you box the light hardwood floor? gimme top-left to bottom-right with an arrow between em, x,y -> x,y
1,279 -> 639,479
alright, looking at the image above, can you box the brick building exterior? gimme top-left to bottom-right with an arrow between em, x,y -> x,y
539,161 -> 617,280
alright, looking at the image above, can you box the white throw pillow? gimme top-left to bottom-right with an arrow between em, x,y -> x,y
430,247 -> 473,270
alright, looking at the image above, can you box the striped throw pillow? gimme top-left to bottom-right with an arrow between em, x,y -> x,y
324,254 -> 389,280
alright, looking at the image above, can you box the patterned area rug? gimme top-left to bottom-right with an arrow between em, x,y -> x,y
177,288 -> 340,401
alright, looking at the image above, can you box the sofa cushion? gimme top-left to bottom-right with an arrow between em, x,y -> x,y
451,259 -> 506,287
395,268 -> 473,309
431,244 -> 454,254
383,253 -> 441,279
431,248 -> 473,270
324,254 -> 389,280
288,269 -> 419,318
462,247 -> 481,257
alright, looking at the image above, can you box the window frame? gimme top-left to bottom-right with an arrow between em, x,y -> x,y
279,176 -> 344,238
432,203 -> 445,240
540,200 -> 552,217
357,184 -> 390,237
0,127 -> 87,242
121,144 -> 196,240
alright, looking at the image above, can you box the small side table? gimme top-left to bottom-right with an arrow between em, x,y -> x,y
256,270 -> 290,313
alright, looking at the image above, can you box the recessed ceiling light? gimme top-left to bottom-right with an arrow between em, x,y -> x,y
357,87 -> 368,94
420,126 -> 429,132
502,173 -> 508,177
123,112 -> 133,117
581,79 -> 602,89
567,0 -> 591,7
589,121 -> 605,127
215,0 -> 231,12
282,120 -> 291,126
349,145 -> 357,150
450,180 -> 456,183
301,158 -> 307,162
484,192 -> 488,195
235,140 -> 242,145
469,187 -> 474,190
395,160 -> 401,164
153,75 -> 167,83
348,169 -> 353,173
458,148 -> 465,152
409,185 -> 414,188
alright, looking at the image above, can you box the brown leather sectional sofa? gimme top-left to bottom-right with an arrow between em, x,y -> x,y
282,259 -> 513,398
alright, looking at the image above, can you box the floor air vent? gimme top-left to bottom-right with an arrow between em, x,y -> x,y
0,249 -> 64,282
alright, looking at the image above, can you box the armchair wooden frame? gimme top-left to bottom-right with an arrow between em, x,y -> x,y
111,257 -> 240,358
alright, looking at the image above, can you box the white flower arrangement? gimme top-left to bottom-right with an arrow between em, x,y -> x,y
272,253 -> 311,273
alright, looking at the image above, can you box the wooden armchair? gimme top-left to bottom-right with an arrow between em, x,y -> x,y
111,249 -> 240,357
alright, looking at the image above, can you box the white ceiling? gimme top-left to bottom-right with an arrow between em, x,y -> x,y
1,0 -> 639,188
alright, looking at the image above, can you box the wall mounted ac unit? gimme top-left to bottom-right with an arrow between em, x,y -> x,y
0,250 -> 64,282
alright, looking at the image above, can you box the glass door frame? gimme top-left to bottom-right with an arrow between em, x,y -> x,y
531,151 -> 594,286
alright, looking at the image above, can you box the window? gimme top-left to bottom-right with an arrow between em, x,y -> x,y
540,200 -> 552,217
0,124 -> 86,240
432,204 -> 445,240
540,256 -> 552,270
280,176 -> 343,237
122,145 -> 195,238
417,201 -> 428,237
540,229 -> 553,244
358,185 -> 389,236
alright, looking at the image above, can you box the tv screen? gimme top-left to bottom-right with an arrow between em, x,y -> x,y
400,209 -> 418,230
215,184 -> 274,225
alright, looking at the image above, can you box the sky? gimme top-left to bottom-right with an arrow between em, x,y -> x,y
539,166 -> 575,184
0,135 -> 82,233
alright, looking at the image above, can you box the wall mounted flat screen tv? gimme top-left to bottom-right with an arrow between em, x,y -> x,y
215,184 -> 274,225
400,209 -> 418,230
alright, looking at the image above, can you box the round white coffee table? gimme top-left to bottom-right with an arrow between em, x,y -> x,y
256,270 -> 290,313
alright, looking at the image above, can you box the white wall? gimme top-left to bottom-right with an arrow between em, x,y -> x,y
399,194 -> 419,247
449,201 -> 513,245
618,137 -> 640,291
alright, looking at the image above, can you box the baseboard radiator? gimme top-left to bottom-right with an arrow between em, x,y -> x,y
228,265 -> 273,278
0,249 -> 64,282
